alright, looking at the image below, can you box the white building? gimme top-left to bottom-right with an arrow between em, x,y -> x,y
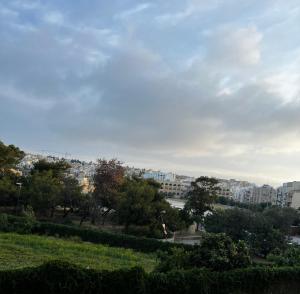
143,170 -> 176,182
278,182 -> 300,208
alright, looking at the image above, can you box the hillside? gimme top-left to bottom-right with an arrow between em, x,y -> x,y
0,233 -> 157,272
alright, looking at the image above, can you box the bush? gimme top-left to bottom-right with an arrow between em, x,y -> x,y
33,221 -> 192,253
267,245 -> 300,266
0,213 -> 9,231
0,260 -> 146,294
156,233 -> 251,272
1,260 -> 300,293
0,214 -> 36,234
147,267 -> 300,294
0,213 -> 192,253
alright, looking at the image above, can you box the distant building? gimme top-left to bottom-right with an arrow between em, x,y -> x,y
278,182 -> 300,208
143,170 -> 176,182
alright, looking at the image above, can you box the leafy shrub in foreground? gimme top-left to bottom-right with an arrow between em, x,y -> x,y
1,260 -> 300,294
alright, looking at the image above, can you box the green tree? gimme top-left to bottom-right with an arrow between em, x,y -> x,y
184,176 -> 220,230
204,208 -> 253,241
263,207 -> 300,234
190,233 -> 251,271
156,233 -> 251,272
60,176 -> 83,218
267,245 -> 300,266
26,171 -> 63,217
92,159 -> 125,224
31,159 -> 70,178
118,178 -> 185,238
0,140 -> 24,176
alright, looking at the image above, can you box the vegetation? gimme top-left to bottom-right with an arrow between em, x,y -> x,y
204,206 -> 300,256
0,213 -> 193,253
2,260 -> 300,294
184,176 -> 220,230
156,233 -> 251,272
0,232 -> 157,272
268,245 -> 300,266
118,177 -> 185,238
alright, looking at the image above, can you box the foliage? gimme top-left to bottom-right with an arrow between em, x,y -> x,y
0,175 -> 19,206
118,177 -> 185,238
0,232 -> 157,272
189,233 -> 251,271
21,159 -> 84,218
31,159 -> 70,178
267,245 -> 300,266
205,208 -> 253,241
92,159 -> 125,224
148,266 -> 300,294
0,140 -> 24,176
156,233 -> 251,272
0,213 -> 35,233
0,213 -> 193,253
2,260 -> 300,294
204,207 -> 288,257
0,260 -> 146,294
33,220 -> 192,253
216,196 -> 271,212
26,171 -> 63,217
184,177 -> 220,229
247,214 -> 287,257
263,207 -> 300,234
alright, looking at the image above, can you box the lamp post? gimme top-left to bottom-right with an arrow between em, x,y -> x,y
160,210 -> 168,239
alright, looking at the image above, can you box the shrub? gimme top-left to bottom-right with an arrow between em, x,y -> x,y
0,260 -> 146,294
1,260 -> 300,294
0,213 -> 9,231
156,233 -> 251,272
0,214 -> 192,253
267,245 -> 300,266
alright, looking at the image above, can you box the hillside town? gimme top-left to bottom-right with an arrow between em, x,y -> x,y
18,153 -> 300,209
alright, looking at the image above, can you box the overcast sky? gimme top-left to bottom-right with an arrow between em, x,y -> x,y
1,0 -> 300,186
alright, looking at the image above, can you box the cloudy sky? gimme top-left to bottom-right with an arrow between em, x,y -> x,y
1,0 -> 300,186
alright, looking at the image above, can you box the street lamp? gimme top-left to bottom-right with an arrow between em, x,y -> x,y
160,210 -> 168,239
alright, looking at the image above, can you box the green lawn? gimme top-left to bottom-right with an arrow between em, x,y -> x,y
0,233 -> 157,272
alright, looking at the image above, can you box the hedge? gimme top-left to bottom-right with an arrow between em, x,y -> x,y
0,261 -> 145,294
1,261 -> 300,294
1,214 -> 193,253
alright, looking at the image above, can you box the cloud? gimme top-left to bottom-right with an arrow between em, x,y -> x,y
1,0 -> 300,185
114,3 -> 153,20
206,26 -> 263,67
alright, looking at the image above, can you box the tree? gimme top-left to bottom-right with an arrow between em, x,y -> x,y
267,245 -> 300,266
0,140 -> 24,176
118,178 -> 185,238
31,159 -> 70,178
190,233 -> 251,271
204,207 -> 288,257
60,176 -> 83,218
263,207 -> 300,234
92,159 -> 125,224
0,141 -> 24,210
247,214 -> 287,257
184,176 -> 220,230
156,233 -> 251,272
26,171 -> 63,217
204,208 -> 253,241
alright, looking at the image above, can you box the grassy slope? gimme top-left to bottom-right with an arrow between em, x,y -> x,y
0,233 -> 157,272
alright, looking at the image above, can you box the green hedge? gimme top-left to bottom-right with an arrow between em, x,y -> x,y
1,214 -> 192,253
0,261 -> 145,294
32,221 -> 193,253
1,261 -> 300,294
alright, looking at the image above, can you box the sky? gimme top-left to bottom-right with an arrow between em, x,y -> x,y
1,0 -> 300,186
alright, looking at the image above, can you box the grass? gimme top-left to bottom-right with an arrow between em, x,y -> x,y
0,232 -> 157,272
